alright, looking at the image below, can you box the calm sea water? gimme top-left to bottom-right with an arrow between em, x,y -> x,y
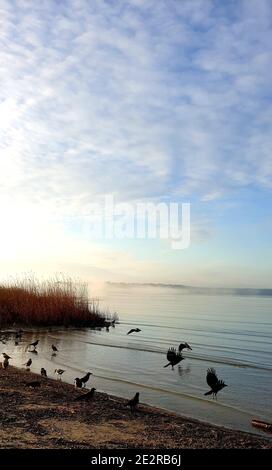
3,284 -> 272,435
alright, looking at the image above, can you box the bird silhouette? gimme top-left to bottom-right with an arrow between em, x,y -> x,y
127,392 -> 139,413
74,378 -> 83,388
28,340 -> 39,350
164,348 -> 184,370
41,367 -> 47,377
54,369 -> 65,380
26,381 -> 41,388
74,387 -> 96,401
178,342 -> 192,352
23,358 -> 32,368
52,345 -> 58,353
3,358 -> 9,369
127,328 -> 141,335
204,368 -> 227,398
79,372 -> 92,387
2,353 -> 11,360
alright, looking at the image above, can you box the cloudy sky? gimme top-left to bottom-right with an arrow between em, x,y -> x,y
0,0 -> 271,287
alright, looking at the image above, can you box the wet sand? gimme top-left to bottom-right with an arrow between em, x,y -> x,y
0,366 -> 271,449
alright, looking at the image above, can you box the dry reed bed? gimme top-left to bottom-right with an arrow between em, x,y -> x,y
0,276 -> 114,327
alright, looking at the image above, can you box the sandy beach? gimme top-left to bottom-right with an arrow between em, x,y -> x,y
0,366 -> 271,449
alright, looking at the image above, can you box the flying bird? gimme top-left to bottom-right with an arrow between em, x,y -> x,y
54,369 -> 65,380
178,342 -> 192,352
52,345 -> 58,353
127,392 -> 139,413
74,387 -> 96,401
164,348 -> 184,370
28,340 -> 39,350
23,358 -> 32,368
41,367 -> 47,377
127,328 -> 141,335
204,368 -> 227,399
79,372 -> 92,387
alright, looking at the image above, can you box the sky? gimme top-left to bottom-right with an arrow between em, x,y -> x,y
0,0 -> 271,288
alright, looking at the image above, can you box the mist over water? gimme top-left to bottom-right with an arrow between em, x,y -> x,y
4,283 -> 272,435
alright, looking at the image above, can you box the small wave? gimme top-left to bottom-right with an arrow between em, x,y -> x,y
80,339 -> 272,371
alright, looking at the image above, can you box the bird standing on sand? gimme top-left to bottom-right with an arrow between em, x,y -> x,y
26,381 -> 41,388
2,353 -> 11,360
74,387 -> 96,401
127,328 -> 141,335
74,378 -> 83,388
79,372 -> 92,387
178,342 -> 192,352
54,369 -> 65,380
164,348 -> 184,370
204,368 -> 227,399
52,345 -> 58,353
28,340 -> 39,350
23,358 -> 32,368
3,358 -> 9,369
127,392 -> 139,413
41,367 -> 47,377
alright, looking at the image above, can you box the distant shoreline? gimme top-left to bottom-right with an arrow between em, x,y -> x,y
0,366 -> 271,449
107,282 -> 272,296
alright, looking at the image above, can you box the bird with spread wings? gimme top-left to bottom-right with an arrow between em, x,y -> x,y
164,347 -> 184,370
204,368 -> 227,398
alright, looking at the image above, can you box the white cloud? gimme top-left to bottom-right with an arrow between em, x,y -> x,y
0,0 -> 271,283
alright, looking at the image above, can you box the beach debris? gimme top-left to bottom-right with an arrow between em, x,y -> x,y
164,348 -> 184,370
204,368 -> 227,398
127,392 -> 139,413
178,342 -> 192,352
252,419 -> 272,434
74,387 -> 96,401
54,368 -> 65,380
127,328 -> 141,335
41,367 -> 47,377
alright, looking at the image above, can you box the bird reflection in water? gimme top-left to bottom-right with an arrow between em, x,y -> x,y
178,365 -> 191,378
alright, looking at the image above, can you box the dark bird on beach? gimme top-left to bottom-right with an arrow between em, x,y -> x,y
178,342 -> 192,352
54,368 -> 65,380
74,387 -> 96,401
3,358 -> 9,369
127,328 -> 141,335
164,348 -> 184,370
26,381 -> 41,388
52,344 -> 58,353
41,367 -> 47,377
79,372 -> 92,387
23,358 -> 32,368
2,353 -> 11,360
204,368 -> 227,399
127,392 -> 139,413
74,378 -> 83,388
28,340 -> 39,350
